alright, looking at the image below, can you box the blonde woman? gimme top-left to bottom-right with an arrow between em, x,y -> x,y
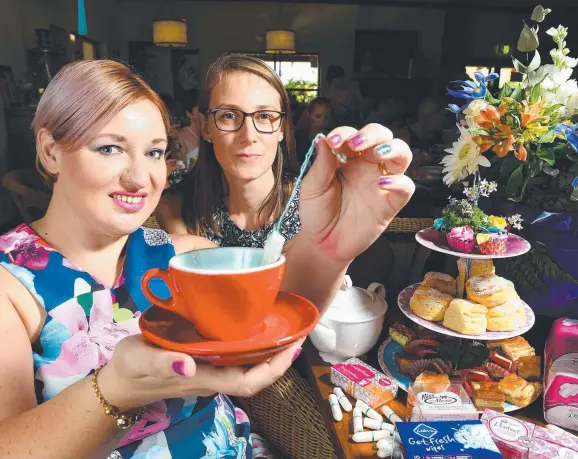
0,60 -> 413,458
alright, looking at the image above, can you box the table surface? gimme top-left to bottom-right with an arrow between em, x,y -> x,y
301,339 -> 547,459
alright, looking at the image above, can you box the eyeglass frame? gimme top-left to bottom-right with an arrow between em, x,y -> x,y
204,108 -> 286,133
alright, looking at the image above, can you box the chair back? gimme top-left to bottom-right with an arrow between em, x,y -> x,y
1,169 -> 52,223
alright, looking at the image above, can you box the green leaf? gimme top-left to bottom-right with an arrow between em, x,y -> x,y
506,164 -> 524,198
537,147 -> 556,165
530,83 -> 542,103
543,104 -> 564,117
486,91 -> 501,105
469,127 -> 491,136
510,86 -> 524,102
499,84 -> 513,99
539,129 -> 557,144
501,154 -> 520,178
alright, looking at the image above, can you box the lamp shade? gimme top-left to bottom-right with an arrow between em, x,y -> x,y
153,20 -> 187,47
266,29 -> 295,54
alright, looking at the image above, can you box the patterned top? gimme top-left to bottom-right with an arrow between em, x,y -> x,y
0,224 -> 252,459
205,180 -> 301,248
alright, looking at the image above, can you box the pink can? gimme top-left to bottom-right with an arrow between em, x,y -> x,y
544,318 -> 578,431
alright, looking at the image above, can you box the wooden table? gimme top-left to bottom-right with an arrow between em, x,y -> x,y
301,339 -> 547,459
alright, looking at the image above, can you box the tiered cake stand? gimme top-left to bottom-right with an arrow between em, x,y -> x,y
379,228 -> 537,413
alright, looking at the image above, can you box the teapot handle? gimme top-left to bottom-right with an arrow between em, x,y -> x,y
367,282 -> 386,299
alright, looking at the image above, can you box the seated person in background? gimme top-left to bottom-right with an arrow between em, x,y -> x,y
407,95 -> 450,150
294,96 -> 333,165
366,99 -> 411,145
325,64 -> 365,127
0,59 -> 415,458
172,89 -> 201,171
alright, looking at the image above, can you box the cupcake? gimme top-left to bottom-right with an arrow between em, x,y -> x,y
477,232 -> 508,255
433,217 -> 447,244
477,215 -> 509,255
446,225 -> 475,253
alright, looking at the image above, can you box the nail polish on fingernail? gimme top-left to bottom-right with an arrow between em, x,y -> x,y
292,348 -> 302,362
376,144 -> 392,156
327,134 -> 342,147
378,177 -> 393,186
172,361 -> 187,376
349,133 -> 366,148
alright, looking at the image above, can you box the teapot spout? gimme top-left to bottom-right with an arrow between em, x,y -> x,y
309,322 -> 337,354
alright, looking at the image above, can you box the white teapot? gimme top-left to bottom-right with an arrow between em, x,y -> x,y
309,275 -> 388,364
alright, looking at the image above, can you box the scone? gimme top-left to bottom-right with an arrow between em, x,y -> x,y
457,258 -> 495,297
471,381 -> 505,412
443,299 -> 488,335
466,275 -> 519,307
486,299 -> 527,331
413,371 -> 450,393
422,272 -> 457,296
410,286 -> 454,322
498,374 -> 539,407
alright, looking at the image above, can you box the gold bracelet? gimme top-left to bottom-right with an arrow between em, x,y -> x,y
92,364 -> 148,430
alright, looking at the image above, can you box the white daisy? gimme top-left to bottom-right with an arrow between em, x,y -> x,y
441,125 -> 491,185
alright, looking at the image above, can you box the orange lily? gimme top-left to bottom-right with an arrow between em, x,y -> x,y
473,135 -> 494,153
476,105 -> 502,129
493,135 -> 515,157
521,101 -> 549,128
497,98 -> 511,116
515,144 -> 528,161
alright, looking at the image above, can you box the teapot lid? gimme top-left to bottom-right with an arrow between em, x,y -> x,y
322,275 -> 387,323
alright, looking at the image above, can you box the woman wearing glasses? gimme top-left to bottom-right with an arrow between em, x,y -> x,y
167,54 -> 301,247
165,55 -> 411,251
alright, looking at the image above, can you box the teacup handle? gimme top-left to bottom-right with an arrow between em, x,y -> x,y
141,268 -> 175,311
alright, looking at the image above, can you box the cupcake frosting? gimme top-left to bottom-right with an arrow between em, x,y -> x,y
448,225 -> 474,241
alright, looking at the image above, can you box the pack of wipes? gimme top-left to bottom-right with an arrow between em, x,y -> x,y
394,420 -> 503,459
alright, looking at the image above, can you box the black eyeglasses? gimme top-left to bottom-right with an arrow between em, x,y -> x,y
205,108 -> 285,133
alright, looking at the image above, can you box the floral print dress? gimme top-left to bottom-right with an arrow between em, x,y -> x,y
0,224 -> 253,459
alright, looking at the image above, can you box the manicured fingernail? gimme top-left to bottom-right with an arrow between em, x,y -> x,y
376,144 -> 392,156
378,177 -> 393,186
292,348 -> 302,362
172,361 -> 186,376
327,134 -> 342,147
349,133 -> 366,148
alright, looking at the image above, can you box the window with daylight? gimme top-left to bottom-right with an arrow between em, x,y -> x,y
234,53 -> 320,104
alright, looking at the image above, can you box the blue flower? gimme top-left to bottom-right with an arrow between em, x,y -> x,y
572,176 -> 578,189
447,103 -> 469,113
447,71 -> 499,105
555,123 -> 578,153
433,218 -> 446,231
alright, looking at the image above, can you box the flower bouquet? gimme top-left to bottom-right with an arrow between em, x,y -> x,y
443,5 -> 578,209
434,180 -> 523,255
440,5 -> 578,311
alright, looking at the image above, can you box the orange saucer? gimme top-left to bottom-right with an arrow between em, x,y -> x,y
140,291 -> 319,365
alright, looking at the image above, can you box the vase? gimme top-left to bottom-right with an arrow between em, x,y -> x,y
492,198 -> 578,319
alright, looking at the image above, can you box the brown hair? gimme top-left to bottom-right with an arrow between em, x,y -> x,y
295,96 -> 332,133
182,54 -> 298,238
33,60 -> 172,182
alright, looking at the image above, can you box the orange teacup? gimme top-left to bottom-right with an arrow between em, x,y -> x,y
141,247 -> 286,341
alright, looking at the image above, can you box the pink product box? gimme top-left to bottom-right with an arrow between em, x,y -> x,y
544,318 -> 578,431
330,357 -> 398,408
481,410 -> 578,459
